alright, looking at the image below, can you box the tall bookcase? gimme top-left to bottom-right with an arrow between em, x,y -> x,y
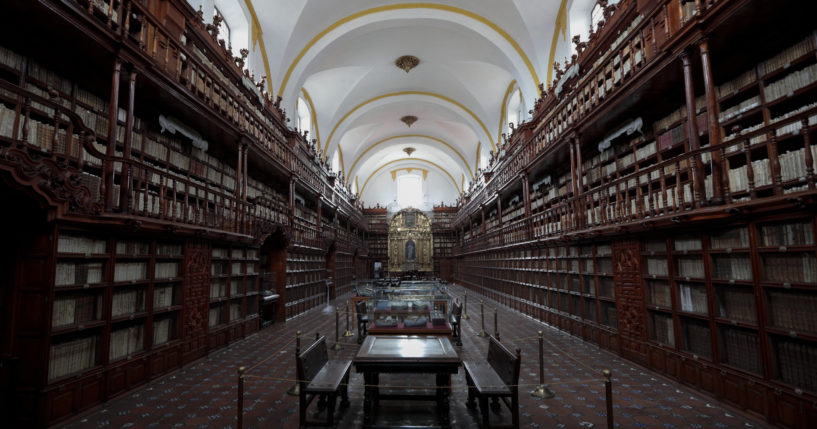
283,250 -> 326,319
209,246 -> 260,348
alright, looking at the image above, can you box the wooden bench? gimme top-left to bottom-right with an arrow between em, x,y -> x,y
449,301 -> 462,346
355,300 -> 368,344
463,336 -> 521,428
297,336 -> 351,428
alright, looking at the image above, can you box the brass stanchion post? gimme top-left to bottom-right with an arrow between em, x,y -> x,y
478,300 -> 488,337
237,366 -> 245,429
343,300 -> 354,337
494,307 -> 499,340
286,331 -> 301,395
604,369 -> 614,429
531,331 -> 554,399
462,290 -> 470,320
333,309 -> 343,350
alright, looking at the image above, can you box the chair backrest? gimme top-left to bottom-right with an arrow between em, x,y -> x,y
486,336 -> 521,390
297,336 -> 329,386
451,302 -> 462,317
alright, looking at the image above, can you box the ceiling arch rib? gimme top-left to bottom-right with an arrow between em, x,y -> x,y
324,91 -> 495,161
348,134 -> 472,179
352,141 -> 467,194
276,4 -> 541,115
359,157 -> 460,197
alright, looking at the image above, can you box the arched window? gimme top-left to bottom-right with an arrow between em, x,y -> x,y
397,174 -> 423,208
505,88 -> 523,137
296,96 -> 312,136
331,151 -> 340,173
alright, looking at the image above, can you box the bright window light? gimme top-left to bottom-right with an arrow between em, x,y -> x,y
397,174 -> 423,208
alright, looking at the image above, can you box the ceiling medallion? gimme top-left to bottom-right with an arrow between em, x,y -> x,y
395,55 -> 420,73
403,147 -> 416,157
400,115 -> 418,127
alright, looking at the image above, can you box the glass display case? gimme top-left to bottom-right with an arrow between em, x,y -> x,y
365,281 -> 452,335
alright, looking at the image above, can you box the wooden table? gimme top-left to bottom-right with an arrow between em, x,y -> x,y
353,335 -> 461,428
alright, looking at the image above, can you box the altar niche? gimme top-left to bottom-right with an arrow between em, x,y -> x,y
388,209 -> 433,273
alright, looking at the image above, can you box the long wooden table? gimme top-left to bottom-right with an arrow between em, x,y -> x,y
353,335 -> 461,428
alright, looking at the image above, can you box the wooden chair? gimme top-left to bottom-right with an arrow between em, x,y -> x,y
355,300 -> 368,344
463,336 -> 521,428
450,301 -> 463,346
296,336 -> 351,428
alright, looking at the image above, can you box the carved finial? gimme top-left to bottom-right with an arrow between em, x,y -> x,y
395,55 -> 420,73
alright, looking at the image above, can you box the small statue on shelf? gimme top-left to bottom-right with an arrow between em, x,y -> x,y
572,34 -> 587,55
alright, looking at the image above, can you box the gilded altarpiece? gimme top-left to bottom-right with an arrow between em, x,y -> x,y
388,209 -> 433,272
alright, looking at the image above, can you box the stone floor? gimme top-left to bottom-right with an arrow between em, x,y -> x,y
60,284 -> 772,428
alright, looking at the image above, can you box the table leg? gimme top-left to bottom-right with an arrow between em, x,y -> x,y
363,372 -> 374,427
436,372 -> 451,429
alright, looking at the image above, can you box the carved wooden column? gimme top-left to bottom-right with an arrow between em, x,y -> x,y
481,205 -> 486,234
569,139 -> 580,229
612,240 -> 647,365
681,51 -> 705,208
236,142 -> 245,200
496,194 -> 502,227
573,137 -> 585,228
289,177 -> 296,228
182,241 -> 211,363
521,173 -> 532,240
316,196 -> 322,228
103,60 -> 121,211
118,68 -> 137,212
699,39 -> 724,204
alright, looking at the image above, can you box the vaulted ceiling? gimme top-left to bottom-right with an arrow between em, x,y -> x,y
240,0 -> 599,206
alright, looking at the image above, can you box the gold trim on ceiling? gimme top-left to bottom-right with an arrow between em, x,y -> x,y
360,157 -> 460,196
347,134 -> 473,178
497,80 -> 517,145
276,3 -> 540,98
546,0 -> 570,89
324,91 -> 495,160
475,141 -> 481,173
243,0 -> 274,94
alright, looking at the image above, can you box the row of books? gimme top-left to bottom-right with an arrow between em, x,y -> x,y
154,262 -> 180,279
0,44 -> 23,71
761,253 -> 817,283
113,262 -> 147,282
153,317 -> 175,346
727,158 -> 773,193
154,285 -> 175,308
711,255 -> 753,281
52,294 -> 101,327
681,319 -> 712,357
759,35 -> 817,77
759,219 -> 814,247
651,312 -> 675,346
711,227 -> 749,249
675,236 -> 702,251
645,257 -> 669,276
720,327 -> 762,374
767,290 -> 817,333
679,283 -> 709,314
720,93 -> 760,124
716,287 -> 757,323
109,324 -> 144,361
56,262 -> 104,286
717,69 -> 757,99
775,338 -> 817,393
601,303 -> 618,328
116,240 -> 151,256
647,280 -> 672,307
58,234 -> 107,254
49,336 -> 98,381
677,257 -> 706,278
208,305 -> 225,327
111,289 -> 145,317
764,63 -> 817,103
286,272 -> 325,286
229,302 -> 242,321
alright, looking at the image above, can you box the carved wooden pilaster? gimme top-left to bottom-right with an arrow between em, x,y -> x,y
183,241 -> 211,362
613,240 -> 647,364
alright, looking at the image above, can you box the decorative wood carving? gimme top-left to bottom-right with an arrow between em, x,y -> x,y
183,241 -> 211,361
613,240 -> 646,340
0,146 -> 102,215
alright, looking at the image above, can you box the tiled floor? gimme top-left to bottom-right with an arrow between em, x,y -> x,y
61,284 -> 772,428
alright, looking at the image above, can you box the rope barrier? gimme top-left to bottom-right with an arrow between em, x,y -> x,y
242,374 -> 603,389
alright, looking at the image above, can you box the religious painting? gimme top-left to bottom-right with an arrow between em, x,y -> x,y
405,240 -> 416,261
